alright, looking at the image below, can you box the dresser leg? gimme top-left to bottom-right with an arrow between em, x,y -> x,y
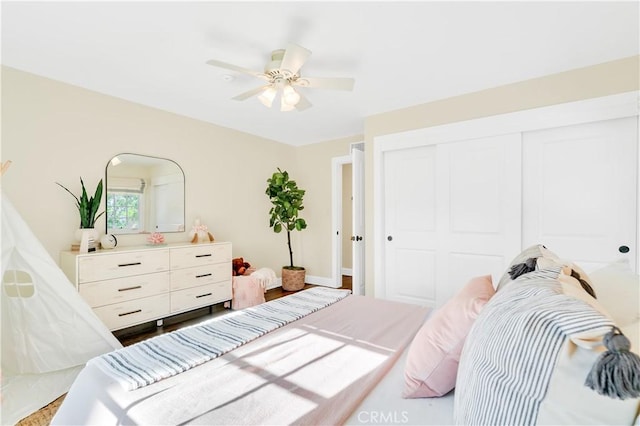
156,319 -> 163,327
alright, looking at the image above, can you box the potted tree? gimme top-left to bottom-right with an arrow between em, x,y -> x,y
57,177 -> 104,251
266,168 -> 308,291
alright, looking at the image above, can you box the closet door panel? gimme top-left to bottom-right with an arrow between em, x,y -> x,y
383,146 -> 437,306
523,117 -> 637,271
437,135 -> 521,304
382,134 -> 521,307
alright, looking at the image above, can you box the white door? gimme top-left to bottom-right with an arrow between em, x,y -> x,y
351,144 -> 365,295
383,134 -> 521,307
522,117 -> 638,272
384,145 -> 438,306
435,134 -> 521,303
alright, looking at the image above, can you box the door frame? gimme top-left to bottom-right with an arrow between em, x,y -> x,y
374,91 -> 639,298
332,143 -> 365,291
331,154 -> 351,288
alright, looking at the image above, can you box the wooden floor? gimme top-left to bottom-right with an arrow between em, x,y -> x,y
17,276 -> 353,425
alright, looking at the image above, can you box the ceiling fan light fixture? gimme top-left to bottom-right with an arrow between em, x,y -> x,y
258,87 -> 277,108
280,96 -> 296,112
282,84 -> 301,106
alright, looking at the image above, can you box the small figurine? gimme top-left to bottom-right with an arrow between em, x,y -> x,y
188,219 -> 215,243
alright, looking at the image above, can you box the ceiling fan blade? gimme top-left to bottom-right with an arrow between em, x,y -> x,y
295,93 -> 312,111
294,76 -> 355,91
232,85 -> 270,101
206,59 -> 268,80
280,43 -> 312,76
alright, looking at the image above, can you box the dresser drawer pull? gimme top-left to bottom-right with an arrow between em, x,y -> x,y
196,273 -> 212,278
195,254 -> 212,258
118,285 -> 142,292
118,309 -> 142,317
195,292 -> 212,299
118,262 -> 142,267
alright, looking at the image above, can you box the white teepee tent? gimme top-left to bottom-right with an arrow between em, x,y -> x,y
1,190 -> 122,424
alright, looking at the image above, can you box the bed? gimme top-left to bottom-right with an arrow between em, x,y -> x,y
51,248 -> 640,425
51,287 -> 455,425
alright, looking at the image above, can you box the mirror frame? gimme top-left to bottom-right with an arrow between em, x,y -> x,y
105,153 -> 185,235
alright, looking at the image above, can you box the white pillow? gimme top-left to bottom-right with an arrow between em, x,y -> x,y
589,260 -> 640,327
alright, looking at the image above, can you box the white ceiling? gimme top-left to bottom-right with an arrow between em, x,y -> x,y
2,1 -> 638,146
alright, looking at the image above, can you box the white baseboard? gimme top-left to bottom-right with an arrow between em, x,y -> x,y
265,276 -> 339,290
341,268 -> 353,276
265,278 -> 282,290
305,275 -> 340,288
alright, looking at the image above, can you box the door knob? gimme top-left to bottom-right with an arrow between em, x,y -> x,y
351,236 -> 356,241
356,236 -> 363,241
619,245 -> 630,253
387,235 -> 393,241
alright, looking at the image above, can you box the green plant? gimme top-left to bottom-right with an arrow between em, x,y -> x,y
56,177 -> 105,228
266,168 -> 307,268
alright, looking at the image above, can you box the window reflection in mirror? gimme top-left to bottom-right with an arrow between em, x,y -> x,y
105,153 -> 185,235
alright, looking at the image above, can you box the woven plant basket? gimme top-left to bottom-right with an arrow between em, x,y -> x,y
281,267 -> 305,291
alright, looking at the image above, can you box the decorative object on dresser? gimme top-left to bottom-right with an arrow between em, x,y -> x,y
188,218 -> 215,243
265,168 -> 308,291
60,242 -> 232,331
56,177 -> 104,253
147,231 -> 165,245
100,233 -> 118,249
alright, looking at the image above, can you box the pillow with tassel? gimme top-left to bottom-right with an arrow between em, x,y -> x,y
455,255 -> 640,426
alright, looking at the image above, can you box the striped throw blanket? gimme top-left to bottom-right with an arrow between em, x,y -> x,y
454,266 -> 615,425
89,287 -> 351,390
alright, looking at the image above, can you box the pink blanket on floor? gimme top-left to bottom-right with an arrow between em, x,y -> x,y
232,275 -> 266,309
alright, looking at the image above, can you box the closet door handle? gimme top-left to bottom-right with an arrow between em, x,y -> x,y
619,245 -> 630,253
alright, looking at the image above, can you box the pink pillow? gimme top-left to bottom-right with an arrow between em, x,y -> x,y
402,275 -> 495,398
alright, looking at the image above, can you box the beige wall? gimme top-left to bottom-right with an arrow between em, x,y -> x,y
3,56 -> 638,293
1,66 -> 296,274
292,135 -> 361,281
362,55 -> 640,295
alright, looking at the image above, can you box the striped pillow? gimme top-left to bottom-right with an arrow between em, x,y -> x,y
454,264 -> 640,425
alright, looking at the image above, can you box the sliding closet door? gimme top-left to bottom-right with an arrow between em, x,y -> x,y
436,134 -> 521,304
522,117 -> 638,272
383,145 -> 438,306
383,134 -> 521,307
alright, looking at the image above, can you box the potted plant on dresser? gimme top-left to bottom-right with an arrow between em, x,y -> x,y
57,177 -> 104,252
266,168 -> 308,291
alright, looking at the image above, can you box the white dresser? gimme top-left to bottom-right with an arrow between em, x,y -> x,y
60,242 -> 232,331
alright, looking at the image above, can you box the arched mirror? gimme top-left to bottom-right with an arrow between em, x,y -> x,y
105,153 -> 185,235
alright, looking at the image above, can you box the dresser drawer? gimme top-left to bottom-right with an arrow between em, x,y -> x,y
170,281 -> 232,313
79,271 -> 170,308
93,293 -> 170,331
170,263 -> 231,291
170,244 -> 231,270
78,250 -> 170,283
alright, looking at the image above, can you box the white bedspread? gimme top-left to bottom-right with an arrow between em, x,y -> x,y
52,295 -> 433,425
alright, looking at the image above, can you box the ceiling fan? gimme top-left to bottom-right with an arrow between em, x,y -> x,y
206,43 -> 355,112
